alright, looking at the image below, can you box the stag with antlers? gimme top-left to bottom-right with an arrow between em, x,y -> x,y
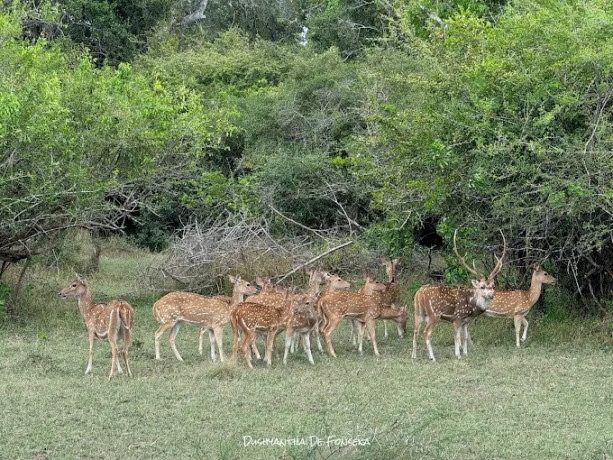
59,275 -> 134,380
412,230 -> 506,361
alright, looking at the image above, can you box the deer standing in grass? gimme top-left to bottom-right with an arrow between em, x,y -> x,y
349,258 -> 403,345
153,275 -> 257,362
59,275 -> 134,380
412,230 -> 506,361
231,289 -> 311,368
318,275 -> 387,357
283,296 -> 319,365
468,265 -> 556,347
197,276 -> 276,359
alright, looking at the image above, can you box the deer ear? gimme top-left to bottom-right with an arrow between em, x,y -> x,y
393,258 -> 402,266
255,276 -> 263,286
228,275 -> 236,283
471,279 -> 480,289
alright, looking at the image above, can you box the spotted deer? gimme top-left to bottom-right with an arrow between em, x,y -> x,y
153,275 -> 257,362
313,274 -> 351,352
59,275 -> 134,380
380,257 -> 403,338
318,275 -> 387,357
283,297 -> 319,365
354,304 -> 407,355
412,230 -> 506,361
349,258 -> 403,344
468,265 -> 556,347
231,289 -> 311,368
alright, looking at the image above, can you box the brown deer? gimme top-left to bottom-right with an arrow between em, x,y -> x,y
59,275 -> 134,380
354,304 -> 407,355
412,230 -> 506,361
313,273 -> 351,352
153,275 -> 257,362
318,275 -> 387,357
283,297 -> 319,365
468,265 -> 556,347
231,289 -> 311,368
349,258 -> 403,344
379,257 -> 403,338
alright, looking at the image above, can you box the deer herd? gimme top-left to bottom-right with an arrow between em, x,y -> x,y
59,230 -> 558,379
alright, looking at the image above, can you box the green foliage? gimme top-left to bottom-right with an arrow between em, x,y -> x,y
54,0 -> 171,65
0,6 -> 236,265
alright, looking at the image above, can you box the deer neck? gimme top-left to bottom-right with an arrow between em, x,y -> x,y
230,288 -> 247,309
77,290 -> 96,321
528,276 -> 543,305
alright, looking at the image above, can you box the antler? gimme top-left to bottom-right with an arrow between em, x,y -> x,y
453,229 -> 485,279
488,229 -> 507,281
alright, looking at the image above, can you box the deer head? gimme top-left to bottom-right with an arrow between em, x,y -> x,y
453,229 -> 506,310
59,274 -> 88,299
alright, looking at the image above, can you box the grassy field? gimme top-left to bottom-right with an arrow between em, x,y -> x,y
1,248 -> 613,459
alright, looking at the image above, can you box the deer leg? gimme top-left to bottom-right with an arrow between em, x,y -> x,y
213,327 -> 224,362
453,321 -> 462,359
291,333 -> 300,354
251,341 -> 261,360
85,331 -> 95,374
396,321 -> 404,339
365,320 -> 379,357
423,319 -> 437,362
349,320 -> 356,346
154,323 -> 173,360
240,329 -> 255,369
107,323 -> 119,380
461,324 -> 468,356
302,332 -> 315,365
412,312 -> 424,360
199,328 -> 207,355
521,317 -> 529,342
322,315 -> 342,358
514,316 -> 524,348
168,323 -> 184,362
122,326 -> 132,378
357,321 -> 365,355
383,320 -> 389,338
265,331 -> 276,366
315,323 -> 324,353
207,329 -> 216,361
283,328 -> 293,365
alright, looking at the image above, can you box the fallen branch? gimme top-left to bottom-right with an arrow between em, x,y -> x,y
275,240 -> 354,284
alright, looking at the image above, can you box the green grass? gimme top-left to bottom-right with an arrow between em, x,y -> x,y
2,247 -> 613,459
1,307 -> 612,459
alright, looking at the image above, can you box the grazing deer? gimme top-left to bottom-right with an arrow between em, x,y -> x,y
318,275 -> 387,357
153,275 -> 257,362
412,230 -> 506,361
468,265 -> 556,347
59,275 -> 134,380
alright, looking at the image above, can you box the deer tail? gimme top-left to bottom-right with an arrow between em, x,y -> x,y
118,301 -> 134,331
